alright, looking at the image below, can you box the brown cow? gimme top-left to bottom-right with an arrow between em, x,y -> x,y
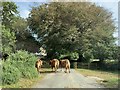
60,59 -> 70,73
35,59 -> 43,73
49,59 -> 59,72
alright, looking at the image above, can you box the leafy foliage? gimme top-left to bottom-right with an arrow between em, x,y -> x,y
7,50 -> 38,78
1,2 -> 19,53
21,67 -> 38,79
1,2 -> 18,29
28,2 -> 116,61
2,50 -> 38,85
60,52 -> 79,60
12,16 -> 30,39
2,63 -> 21,85
1,25 -> 16,53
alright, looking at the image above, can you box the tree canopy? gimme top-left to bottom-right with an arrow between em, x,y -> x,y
0,2 -> 118,61
1,25 -> 16,53
28,2 -> 117,61
1,2 -> 18,30
1,2 -> 18,53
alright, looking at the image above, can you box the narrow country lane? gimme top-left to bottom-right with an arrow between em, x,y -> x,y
32,69 -> 104,88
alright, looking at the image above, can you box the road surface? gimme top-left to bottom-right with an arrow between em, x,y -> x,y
32,69 -> 104,88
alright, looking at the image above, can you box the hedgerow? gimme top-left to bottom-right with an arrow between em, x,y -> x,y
2,50 -> 38,85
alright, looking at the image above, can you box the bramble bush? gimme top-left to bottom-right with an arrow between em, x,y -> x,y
21,67 -> 38,79
2,63 -> 21,85
9,50 -> 38,77
2,50 -> 38,85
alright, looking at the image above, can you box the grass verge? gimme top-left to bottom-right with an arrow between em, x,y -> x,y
1,68 -> 52,88
76,69 -> 119,88
1,74 -> 44,88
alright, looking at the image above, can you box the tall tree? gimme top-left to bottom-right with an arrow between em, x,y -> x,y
12,16 -> 28,39
1,2 -> 18,53
11,16 -> 40,52
1,2 -> 18,30
1,25 -> 16,53
28,2 -> 116,60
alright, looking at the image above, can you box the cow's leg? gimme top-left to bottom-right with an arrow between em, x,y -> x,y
55,67 -> 57,73
52,67 -> 53,71
37,66 -> 40,73
37,68 -> 39,72
60,66 -> 62,71
61,68 -> 63,71
57,65 -> 59,69
65,67 -> 67,73
60,65 -> 63,71
66,66 -> 70,73
52,67 -> 54,72
67,68 -> 69,73
68,66 -> 70,73
39,66 -> 41,73
55,65 -> 57,73
65,65 -> 69,73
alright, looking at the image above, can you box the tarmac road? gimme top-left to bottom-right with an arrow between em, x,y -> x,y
32,69 -> 104,88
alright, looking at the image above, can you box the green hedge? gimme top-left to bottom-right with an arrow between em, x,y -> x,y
2,50 -> 38,85
2,63 -> 21,85
22,67 -> 38,79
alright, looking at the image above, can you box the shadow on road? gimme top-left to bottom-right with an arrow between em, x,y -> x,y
40,71 -> 55,74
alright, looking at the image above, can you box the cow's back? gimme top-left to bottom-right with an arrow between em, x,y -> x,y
35,59 -> 43,68
66,59 -> 70,68
50,59 -> 59,67
51,60 -> 56,67
60,59 -> 70,67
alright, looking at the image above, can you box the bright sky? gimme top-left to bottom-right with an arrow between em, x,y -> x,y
9,0 -> 119,45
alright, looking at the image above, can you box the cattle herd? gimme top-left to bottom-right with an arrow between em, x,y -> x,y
35,59 -> 71,73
